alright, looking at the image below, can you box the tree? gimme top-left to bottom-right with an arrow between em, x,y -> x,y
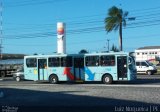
105,6 -> 128,51
110,44 -> 119,52
79,49 -> 88,54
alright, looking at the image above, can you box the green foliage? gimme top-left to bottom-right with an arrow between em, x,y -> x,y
111,44 -> 119,52
79,49 -> 88,54
105,6 -> 128,51
105,6 -> 128,32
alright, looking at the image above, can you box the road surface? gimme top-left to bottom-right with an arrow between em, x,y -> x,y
0,75 -> 160,112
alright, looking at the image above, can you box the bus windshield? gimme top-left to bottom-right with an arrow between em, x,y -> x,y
128,56 -> 136,70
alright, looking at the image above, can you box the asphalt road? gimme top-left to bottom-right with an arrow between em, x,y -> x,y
1,74 -> 160,85
0,75 -> 160,112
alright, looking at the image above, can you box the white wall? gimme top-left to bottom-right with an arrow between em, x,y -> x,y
135,49 -> 160,61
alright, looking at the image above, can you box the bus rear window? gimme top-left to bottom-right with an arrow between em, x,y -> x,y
26,58 -> 37,67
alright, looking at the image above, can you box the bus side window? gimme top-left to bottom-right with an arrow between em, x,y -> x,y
100,55 -> 115,66
48,57 -> 60,67
101,56 -> 107,66
61,57 -> 66,67
61,56 -> 72,67
66,56 -> 72,67
111,60 -> 115,66
26,58 -> 37,67
85,56 -> 99,66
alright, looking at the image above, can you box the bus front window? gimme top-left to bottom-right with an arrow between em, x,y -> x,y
128,56 -> 136,70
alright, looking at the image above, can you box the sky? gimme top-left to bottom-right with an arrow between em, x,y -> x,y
1,0 -> 160,55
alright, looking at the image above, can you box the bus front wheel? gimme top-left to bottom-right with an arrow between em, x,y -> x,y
102,74 -> 113,84
49,75 -> 58,84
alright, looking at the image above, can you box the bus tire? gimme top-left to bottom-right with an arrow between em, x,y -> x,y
102,74 -> 113,84
49,75 -> 58,84
0,71 -> 5,78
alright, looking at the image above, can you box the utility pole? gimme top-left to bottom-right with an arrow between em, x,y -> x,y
0,1 -> 2,59
107,39 -> 110,52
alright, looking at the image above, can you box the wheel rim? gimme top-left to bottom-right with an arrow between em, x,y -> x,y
52,78 -> 56,83
51,77 -> 57,83
105,77 -> 110,82
16,77 -> 20,81
148,71 -> 151,75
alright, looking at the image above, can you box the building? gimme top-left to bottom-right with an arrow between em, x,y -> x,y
135,46 -> 160,62
1,53 -> 25,60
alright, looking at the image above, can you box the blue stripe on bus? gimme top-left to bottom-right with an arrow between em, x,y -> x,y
84,67 -> 95,80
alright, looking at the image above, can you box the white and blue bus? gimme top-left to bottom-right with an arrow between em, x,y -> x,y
24,52 -> 136,84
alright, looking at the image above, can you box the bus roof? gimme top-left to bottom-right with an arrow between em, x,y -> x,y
24,52 -> 129,58
24,53 -> 83,58
84,52 -> 128,56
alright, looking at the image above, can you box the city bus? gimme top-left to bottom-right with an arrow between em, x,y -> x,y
24,52 -> 136,84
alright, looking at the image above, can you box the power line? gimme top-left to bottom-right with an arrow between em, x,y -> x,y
3,15 -> 160,33
0,1 -> 3,59
3,17 -> 160,40
2,1 -> 160,48
4,0 -> 70,7
3,11 -> 160,32
3,2 -> 160,33
129,6 -> 160,13
4,32 -> 160,47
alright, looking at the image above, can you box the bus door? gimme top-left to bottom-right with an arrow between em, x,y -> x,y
38,59 -> 47,80
117,56 -> 127,80
73,57 -> 84,81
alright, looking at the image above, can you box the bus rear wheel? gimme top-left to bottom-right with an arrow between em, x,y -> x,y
49,75 -> 58,84
102,74 -> 113,84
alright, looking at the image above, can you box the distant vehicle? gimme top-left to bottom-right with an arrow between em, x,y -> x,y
136,60 -> 157,75
24,52 -> 137,84
12,68 -> 24,82
0,59 -> 23,77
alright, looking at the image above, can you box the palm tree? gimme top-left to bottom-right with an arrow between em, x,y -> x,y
105,6 -> 128,51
